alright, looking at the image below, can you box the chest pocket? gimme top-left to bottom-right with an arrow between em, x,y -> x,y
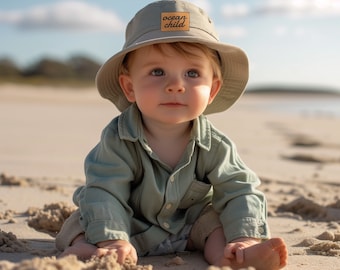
178,179 -> 212,209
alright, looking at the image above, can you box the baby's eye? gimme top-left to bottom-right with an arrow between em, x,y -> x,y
186,70 -> 199,78
151,68 -> 165,76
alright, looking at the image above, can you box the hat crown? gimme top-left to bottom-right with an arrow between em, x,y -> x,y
124,0 -> 219,50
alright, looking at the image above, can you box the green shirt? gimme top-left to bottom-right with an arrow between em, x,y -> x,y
74,104 -> 269,255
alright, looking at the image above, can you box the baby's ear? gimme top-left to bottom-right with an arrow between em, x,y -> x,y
208,78 -> 222,104
119,74 -> 136,102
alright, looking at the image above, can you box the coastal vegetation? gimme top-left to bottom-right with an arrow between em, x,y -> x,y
0,55 -> 101,87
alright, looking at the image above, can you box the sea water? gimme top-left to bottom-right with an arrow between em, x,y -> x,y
265,98 -> 340,117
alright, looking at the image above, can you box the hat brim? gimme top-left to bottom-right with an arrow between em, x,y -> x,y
95,32 -> 248,114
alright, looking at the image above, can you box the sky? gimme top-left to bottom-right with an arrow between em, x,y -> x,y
1,0 -> 340,91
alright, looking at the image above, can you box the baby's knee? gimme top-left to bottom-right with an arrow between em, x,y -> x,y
189,204 -> 222,250
55,209 -> 84,251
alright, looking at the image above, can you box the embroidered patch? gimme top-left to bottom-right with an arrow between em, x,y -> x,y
161,12 -> 190,32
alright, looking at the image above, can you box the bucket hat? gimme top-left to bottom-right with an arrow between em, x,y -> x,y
96,0 -> 249,114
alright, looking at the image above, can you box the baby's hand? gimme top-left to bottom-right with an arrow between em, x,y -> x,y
96,239 -> 138,265
224,237 -> 260,264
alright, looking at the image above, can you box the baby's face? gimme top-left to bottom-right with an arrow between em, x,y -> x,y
119,43 -> 221,126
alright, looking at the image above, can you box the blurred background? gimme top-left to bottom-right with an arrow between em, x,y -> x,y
1,0 -> 340,92
1,0 -> 340,178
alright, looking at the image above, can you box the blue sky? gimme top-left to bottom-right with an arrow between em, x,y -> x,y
1,0 -> 340,90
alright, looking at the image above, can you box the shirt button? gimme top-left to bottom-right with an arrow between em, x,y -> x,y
165,203 -> 172,210
169,176 -> 175,182
258,227 -> 264,234
163,222 -> 170,229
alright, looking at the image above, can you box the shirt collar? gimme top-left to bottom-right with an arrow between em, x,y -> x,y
118,104 -> 211,151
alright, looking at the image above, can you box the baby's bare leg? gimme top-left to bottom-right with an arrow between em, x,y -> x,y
204,227 -> 227,265
204,227 -> 287,269
58,234 -> 98,261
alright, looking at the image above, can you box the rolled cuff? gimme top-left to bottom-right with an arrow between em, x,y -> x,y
85,220 -> 129,245
225,217 -> 270,243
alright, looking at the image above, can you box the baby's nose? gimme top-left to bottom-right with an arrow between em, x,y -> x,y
165,76 -> 185,93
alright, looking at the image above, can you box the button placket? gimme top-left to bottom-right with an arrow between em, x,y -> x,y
160,173 -> 179,230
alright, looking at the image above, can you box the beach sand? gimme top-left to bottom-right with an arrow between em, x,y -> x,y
0,84 -> 339,269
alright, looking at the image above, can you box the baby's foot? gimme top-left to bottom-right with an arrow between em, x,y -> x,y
231,238 -> 287,270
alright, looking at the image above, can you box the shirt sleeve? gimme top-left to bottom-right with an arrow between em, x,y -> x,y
203,132 -> 270,242
75,121 -> 139,245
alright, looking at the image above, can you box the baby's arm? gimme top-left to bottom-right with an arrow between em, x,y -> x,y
59,234 -> 137,264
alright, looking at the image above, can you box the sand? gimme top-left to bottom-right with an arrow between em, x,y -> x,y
0,84 -> 340,269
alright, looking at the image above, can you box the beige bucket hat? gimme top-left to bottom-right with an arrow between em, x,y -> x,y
96,0 -> 249,114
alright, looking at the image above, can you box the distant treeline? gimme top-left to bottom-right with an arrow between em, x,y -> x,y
1,56 -> 339,94
0,55 -> 102,85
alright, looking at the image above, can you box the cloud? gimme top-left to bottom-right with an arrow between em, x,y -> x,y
221,0 -> 340,19
190,0 -> 212,14
0,1 -> 125,32
221,4 -> 250,18
217,26 -> 247,39
273,25 -> 288,37
257,0 -> 340,17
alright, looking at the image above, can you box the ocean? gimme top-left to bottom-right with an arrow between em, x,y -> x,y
265,98 -> 340,117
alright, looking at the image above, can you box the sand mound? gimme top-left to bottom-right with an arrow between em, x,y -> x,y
0,172 -> 68,194
0,173 -> 32,186
0,230 -> 31,253
26,202 -> 76,236
278,197 -> 340,221
296,230 -> 340,257
0,210 -> 16,221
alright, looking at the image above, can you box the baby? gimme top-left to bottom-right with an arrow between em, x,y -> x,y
56,1 -> 287,269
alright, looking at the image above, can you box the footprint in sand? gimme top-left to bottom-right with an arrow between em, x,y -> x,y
290,135 -> 322,147
282,153 -> 340,163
